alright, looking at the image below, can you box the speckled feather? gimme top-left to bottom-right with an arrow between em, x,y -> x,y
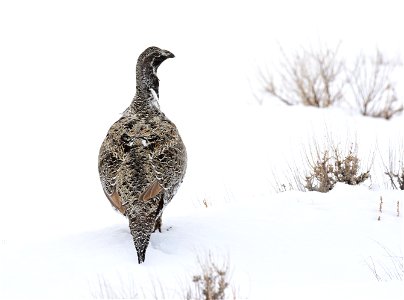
98,47 -> 187,263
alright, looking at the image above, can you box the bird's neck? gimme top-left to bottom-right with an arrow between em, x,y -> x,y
124,66 -> 161,116
136,66 -> 160,96
124,87 -> 160,117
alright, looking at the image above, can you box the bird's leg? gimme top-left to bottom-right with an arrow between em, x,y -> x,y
154,215 -> 162,232
153,194 -> 165,232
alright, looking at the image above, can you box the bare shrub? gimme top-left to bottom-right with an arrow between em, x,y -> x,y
385,165 -> 404,190
260,45 -> 403,119
90,254 -> 237,300
89,253 -> 238,300
186,253 -> 232,300
347,50 -> 403,119
382,145 -> 404,190
260,44 -> 345,107
305,149 -> 335,193
271,165 -> 306,193
272,135 -> 373,193
304,142 -> 371,193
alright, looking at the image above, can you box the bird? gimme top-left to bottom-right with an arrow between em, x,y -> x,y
98,46 -> 187,264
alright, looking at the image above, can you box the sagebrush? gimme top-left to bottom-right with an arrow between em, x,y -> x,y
186,253 -> 232,300
273,138 -> 372,193
382,145 -> 404,190
260,45 -> 403,119
304,144 -> 370,192
347,50 -> 403,119
260,44 -> 344,107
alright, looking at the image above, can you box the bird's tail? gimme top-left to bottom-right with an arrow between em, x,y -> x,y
129,214 -> 155,264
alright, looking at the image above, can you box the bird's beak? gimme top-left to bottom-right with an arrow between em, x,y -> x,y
164,50 -> 175,59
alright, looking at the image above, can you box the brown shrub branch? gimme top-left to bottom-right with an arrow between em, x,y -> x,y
261,44 -> 345,107
260,45 -> 403,120
347,50 -> 403,119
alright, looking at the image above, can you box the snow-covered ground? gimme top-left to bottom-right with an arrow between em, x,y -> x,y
1,184 -> 402,299
0,1 -> 403,299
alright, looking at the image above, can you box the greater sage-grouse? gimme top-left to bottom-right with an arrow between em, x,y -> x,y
98,46 -> 187,264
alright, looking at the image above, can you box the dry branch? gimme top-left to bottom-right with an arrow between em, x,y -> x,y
261,44 -> 345,107
347,50 -> 402,119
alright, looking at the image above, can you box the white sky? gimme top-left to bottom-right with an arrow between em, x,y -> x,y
1,0 -> 402,106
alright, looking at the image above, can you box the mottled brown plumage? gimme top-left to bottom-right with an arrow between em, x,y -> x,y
98,47 -> 187,263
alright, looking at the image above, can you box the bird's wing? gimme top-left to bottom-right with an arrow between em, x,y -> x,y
147,124 -> 187,192
133,137 -> 183,201
98,145 -> 120,195
99,145 -> 126,213
98,119 -> 126,213
140,179 -> 163,201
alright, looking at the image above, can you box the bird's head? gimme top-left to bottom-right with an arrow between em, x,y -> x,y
136,46 -> 175,99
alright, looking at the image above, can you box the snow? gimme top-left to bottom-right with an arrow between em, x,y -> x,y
1,185 -> 402,299
0,1 -> 403,299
